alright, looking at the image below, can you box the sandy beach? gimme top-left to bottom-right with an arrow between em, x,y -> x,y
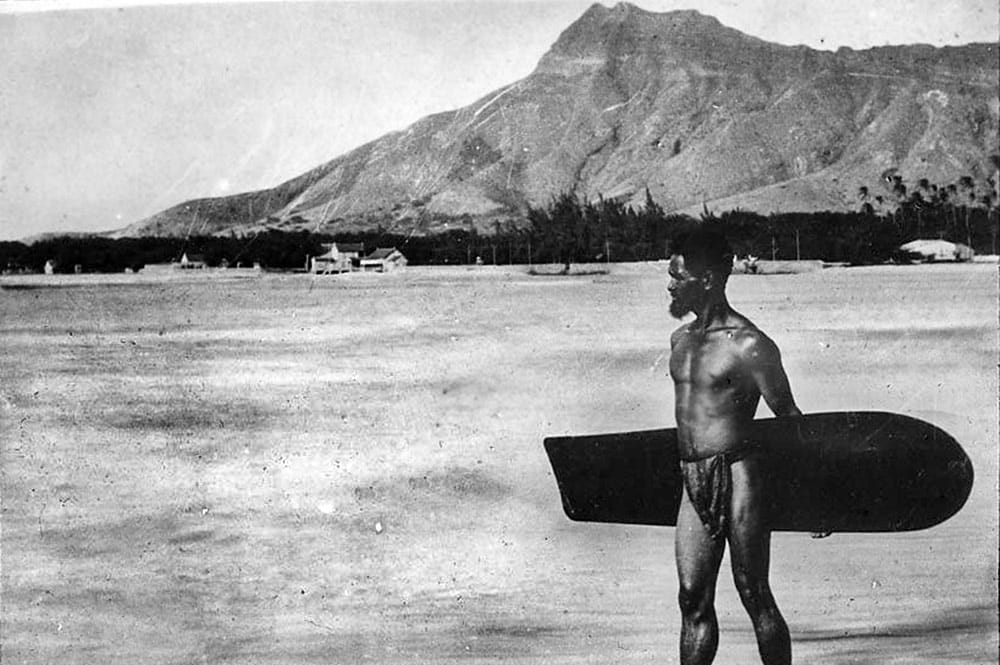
1,262 -> 996,664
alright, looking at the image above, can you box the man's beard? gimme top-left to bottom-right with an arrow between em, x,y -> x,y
669,296 -> 692,319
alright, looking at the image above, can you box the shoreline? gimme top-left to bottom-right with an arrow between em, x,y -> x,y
2,257 -> 996,287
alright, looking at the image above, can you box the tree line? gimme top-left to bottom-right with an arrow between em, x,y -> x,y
3,175 -> 996,274
1,233 -> 328,274
523,179 -> 996,267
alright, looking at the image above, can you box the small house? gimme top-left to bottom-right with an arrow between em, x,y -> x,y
179,252 -> 206,269
311,242 -> 365,274
360,247 -> 407,272
897,239 -> 973,263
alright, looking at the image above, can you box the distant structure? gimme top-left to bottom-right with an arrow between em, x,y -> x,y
732,254 -> 759,274
311,242 -> 364,274
178,252 -> 206,269
44,259 -> 56,275
360,247 -> 407,272
3,260 -> 30,275
897,239 -> 973,263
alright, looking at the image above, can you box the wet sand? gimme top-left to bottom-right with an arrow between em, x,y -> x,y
2,262 -> 996,664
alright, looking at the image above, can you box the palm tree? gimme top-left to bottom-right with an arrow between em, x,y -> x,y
989,155 -> 1000,217
985,188 -> 1000,255
891,178 -> 908,226
492,220 -> 501,265
957,176 -> 976,247
917,178 -> 931,199
891,176 -> 907,202
909,190 -> 926,235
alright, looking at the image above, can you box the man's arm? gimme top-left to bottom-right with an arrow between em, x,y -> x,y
745,333 -> 801,417
745,332 -> 824,537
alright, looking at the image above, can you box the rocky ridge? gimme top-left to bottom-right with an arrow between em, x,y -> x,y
116,3 -> 999,238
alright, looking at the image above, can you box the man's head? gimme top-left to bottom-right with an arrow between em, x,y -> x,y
667,228 -> 734,318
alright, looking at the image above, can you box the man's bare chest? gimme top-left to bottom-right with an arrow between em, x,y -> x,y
670,333 -> 746,389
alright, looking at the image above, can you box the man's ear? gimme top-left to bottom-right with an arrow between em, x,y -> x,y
702,269 -> 718,291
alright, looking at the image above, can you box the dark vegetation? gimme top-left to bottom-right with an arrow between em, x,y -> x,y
4,175 -> 997,274
0,233 -> 325,274
526,170 -> 998,267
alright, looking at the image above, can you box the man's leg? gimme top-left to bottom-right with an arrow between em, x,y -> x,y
676,490 -> 726,665
727,456 -> 791,665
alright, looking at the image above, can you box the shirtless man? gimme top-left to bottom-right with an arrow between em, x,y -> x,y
667,228 -> 801,665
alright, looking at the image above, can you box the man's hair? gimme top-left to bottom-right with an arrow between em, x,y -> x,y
671,227 -> 733,278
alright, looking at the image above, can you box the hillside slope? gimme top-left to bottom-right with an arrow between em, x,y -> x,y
117,2 -> 999,238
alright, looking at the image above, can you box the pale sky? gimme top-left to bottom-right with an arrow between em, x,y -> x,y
1,0 -> 997,240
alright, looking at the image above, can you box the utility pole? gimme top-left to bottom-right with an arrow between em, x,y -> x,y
771,235 -> 777,261
795,229 -> 800,261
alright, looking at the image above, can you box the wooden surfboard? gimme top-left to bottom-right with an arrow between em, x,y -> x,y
543,411 -> 973,532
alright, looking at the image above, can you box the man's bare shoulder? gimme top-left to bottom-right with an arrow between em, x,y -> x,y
670,322 -> 694,347
728,320 -> 781,363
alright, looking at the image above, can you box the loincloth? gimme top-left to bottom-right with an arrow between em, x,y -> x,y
680,445 -> 759,539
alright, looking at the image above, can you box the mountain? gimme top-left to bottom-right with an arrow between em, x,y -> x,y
116,2 -> 999,238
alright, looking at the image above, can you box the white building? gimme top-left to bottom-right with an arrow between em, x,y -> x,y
311,243 -> 364,274
898,239 -> 973,263
179,252 -> 206,269
360,247 -> 408,272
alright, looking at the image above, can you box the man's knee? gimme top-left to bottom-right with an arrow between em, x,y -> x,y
678,583 -> 714,619
732,571 -> 773,613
